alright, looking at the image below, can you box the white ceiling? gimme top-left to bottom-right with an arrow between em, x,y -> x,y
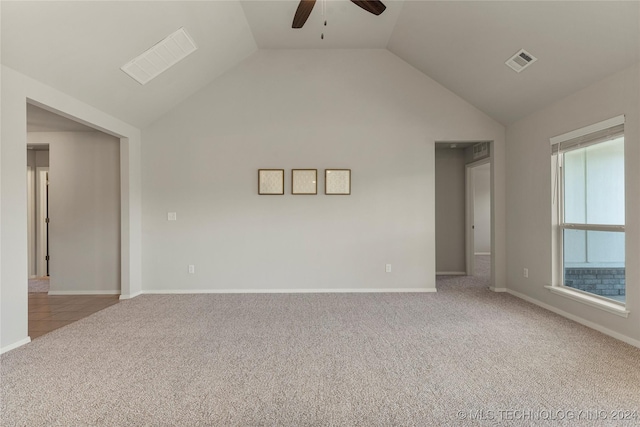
2,1 -> 257,128
387,1 -> 640,125
27,104 -> 96,132
2,1 -> 639,129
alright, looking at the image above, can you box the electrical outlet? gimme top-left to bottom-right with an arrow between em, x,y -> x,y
188,265 -> 195,274
523,268 -> 528,278
168,212 -> 177,221
385,264 -> 392,273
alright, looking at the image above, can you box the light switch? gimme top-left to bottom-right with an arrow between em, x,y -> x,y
168,212 -> 177,221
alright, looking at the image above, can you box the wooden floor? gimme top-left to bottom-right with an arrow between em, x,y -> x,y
28,294 -> 120,339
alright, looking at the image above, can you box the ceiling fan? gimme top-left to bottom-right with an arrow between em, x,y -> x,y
292,0 -> 386,28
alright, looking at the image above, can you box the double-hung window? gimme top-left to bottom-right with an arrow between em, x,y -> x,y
551,116 -> 626,308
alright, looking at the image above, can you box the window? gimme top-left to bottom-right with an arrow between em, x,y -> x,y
551,116 -> 625,306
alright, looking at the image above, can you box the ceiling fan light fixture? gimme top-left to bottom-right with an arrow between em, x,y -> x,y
292,0 -> 386,29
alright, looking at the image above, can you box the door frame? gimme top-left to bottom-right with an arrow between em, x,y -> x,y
27,166 -> 36,277
36,167 -> 49,277
465,158 -> 491,276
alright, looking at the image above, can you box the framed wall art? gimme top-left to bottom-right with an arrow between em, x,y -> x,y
258,169 -> 284,195
325,169 -> 351,195
292,169 -> 317,195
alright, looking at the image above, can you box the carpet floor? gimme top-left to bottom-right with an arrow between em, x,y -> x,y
2,265 -> 639,426
28,277 -> 50,294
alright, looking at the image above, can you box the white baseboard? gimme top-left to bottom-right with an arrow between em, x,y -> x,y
474,252 -> 491,256
490,287 -> 508,292
119,290 -> 143,300
142,288 -> 438,295
1,337 -> 31,354
48,290 -> 120,296
506,288 -> 640,349
436,271 -> 466,276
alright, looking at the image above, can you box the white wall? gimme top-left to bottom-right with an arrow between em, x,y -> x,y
0,50 -> 507,352
435,147 -> 466,273
473,163 -> 491,254
142,50 -> 505,293
506,64 -> 640,345
27,150 -> 50,167
2,67 -> 30,352
26,150 -> 36,167
28,132 -> 120,294
1,65 -> 142,353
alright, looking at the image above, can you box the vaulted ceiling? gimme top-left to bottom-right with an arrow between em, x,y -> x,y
2,1 -> 639,129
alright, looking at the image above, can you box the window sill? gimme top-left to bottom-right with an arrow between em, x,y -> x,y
544,285 -> 629,318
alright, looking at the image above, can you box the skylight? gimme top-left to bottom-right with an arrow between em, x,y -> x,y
121,27 -> 197,85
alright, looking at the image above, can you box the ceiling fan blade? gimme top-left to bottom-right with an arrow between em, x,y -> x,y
292,0 -> 317,28
350,0 -> 386,16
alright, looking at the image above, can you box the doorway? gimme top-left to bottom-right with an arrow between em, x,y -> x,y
27,145 -> 50,293
435,141 -> 493,285
25,104 -> 122,339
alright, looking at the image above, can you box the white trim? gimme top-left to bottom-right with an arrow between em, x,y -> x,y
119,291 -> 143,300
436,271 -> 466,276
142,288 -> 438,294
550,115 -> 625,145
1,337 -> 31,355
474,252 -> 491,256
562,223 -> 624,232
465,164 -> 475,276
490,287 -> 508,292
47,290 -> 120,296
506,288 -> 638,349
544,285 -> 629,318
27,166 -> 36,277
465,157 -> 491,169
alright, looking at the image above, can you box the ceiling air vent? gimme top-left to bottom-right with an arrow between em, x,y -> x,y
505,49 -> 537,73
121,27 -> 197,85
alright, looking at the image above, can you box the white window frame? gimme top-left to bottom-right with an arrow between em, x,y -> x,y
547,116 -> 629,317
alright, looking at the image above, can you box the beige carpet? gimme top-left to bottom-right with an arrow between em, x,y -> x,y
2,267 -> 639,426
28,277 -> 50,293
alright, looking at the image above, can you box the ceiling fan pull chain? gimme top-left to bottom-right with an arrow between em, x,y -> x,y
292,0 -> 385,29
321,0 -> 326,39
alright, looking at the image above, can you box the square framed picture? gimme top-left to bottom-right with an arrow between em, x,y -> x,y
325,169 -> 351,195
292,169 -> 318,195
258,169 -> 284,195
